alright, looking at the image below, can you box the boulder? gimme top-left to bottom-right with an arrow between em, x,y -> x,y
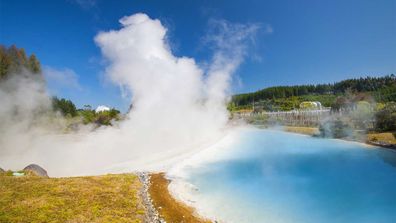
23,164 -> 48,177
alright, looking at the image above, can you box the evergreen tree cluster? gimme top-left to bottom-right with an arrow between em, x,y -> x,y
0,45 -> 41,79
233,75 -> 396,107
52,97 -> 77,117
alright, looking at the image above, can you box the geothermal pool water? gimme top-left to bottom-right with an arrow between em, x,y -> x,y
172,128 -> 396,223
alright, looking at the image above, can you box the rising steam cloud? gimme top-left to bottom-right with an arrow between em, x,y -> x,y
0,13 -> 257,176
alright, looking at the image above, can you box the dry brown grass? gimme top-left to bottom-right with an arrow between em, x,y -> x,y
367,132 -> 396,145
148,173 -> 211,223
284,126 -> 320,136
0,172 -> 145,223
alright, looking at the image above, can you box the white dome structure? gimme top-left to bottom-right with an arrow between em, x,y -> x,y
95,105 -> 110,113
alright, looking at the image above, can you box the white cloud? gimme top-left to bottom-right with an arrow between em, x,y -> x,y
264,24 -> 273,34
204,19 -> 260,52
203,19 -> 260,100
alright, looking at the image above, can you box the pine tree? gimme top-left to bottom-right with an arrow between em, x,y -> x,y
7,45 -> 22,74
28,54 -> 41,73
0,46 -> 11,79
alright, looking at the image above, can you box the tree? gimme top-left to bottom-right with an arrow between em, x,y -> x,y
375,102 -> 396,132
319,117 -> 353,138
28,54 -> 41,73
0,46 -> 11,79
331,96 -> 350,112
52,97 -> 77,117
0,45 -> 43,79
18,48 -> 28,66
78,109 -> 96,124
6,45 -> 23,74
350,101 -> 374,129
95,108 -> 121,126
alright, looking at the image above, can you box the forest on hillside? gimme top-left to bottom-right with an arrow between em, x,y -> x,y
230,74 -> 396,135
231,75 -> 396,111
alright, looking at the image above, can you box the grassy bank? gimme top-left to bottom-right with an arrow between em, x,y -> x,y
282,125 -> 395,147
283,126 -> 320,136
367,132 -> 396,145
0,172 -> 145,223
148,173 -> 211,223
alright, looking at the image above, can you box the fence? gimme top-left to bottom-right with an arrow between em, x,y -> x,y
235,109 -> 332,127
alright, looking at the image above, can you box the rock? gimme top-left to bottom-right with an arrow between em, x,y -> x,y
23,164 -> 48,177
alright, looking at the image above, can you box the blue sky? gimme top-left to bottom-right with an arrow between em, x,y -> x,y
1,0 -> 395,111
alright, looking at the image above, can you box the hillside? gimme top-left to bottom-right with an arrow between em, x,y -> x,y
231,75 -> 396,111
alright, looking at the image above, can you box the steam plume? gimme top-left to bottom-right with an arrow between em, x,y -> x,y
0,13 -> 257,176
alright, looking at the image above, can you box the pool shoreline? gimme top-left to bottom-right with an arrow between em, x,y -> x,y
147,172 -> 212,223
155,126 -> 396,222
280,125 -> 396,150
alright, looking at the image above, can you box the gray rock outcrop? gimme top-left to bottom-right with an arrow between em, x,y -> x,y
23,164 -> 48,177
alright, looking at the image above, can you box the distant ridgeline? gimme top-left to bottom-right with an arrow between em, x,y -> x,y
0,44 -> 41,79
231,75 -> 396,111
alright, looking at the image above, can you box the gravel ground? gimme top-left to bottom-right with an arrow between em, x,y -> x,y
137,172 -> 166,223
